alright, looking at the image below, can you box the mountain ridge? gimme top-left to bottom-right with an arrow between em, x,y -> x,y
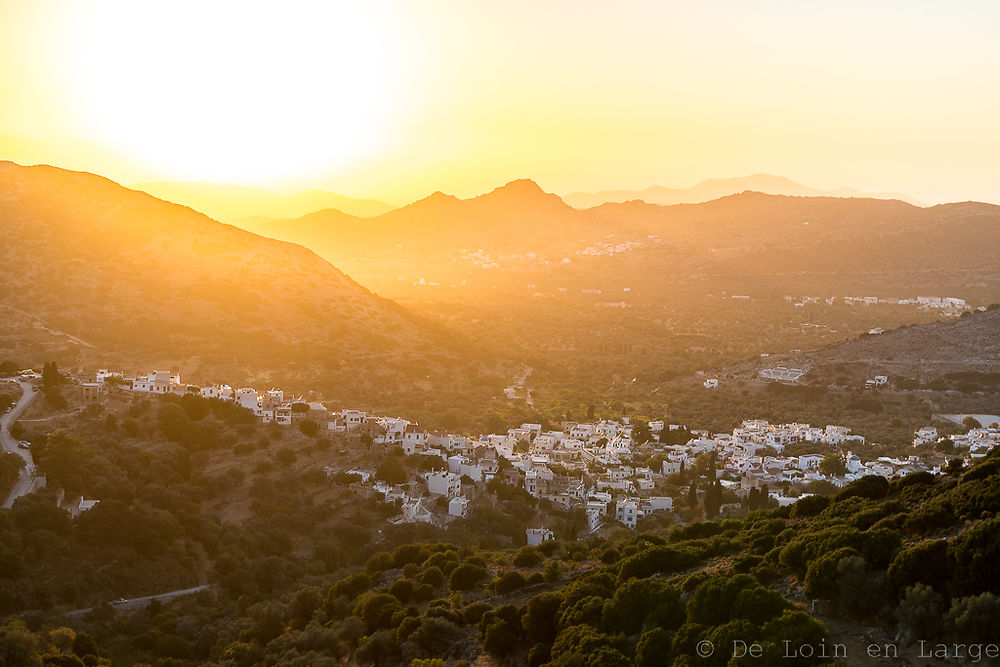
130,180 -> 398,222
565,173 -> 921,209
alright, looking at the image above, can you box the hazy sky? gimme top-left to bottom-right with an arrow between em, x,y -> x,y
1,0 -> 998,203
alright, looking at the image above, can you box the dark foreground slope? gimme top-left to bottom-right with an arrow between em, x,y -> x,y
4,396 -> 1000,665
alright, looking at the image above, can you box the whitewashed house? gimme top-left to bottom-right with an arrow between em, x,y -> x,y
526,528 -> 555,546
425,471 -> 462,497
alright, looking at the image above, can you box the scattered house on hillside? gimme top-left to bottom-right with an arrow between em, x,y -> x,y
425,471 -> 462,497
307,402 -> 329,422
914,426 -> 939,446
76,382 -> 106,404
798,454 -> 824,471
235,388 -> 261,413
375,417 -> 409,445
132,370 -> 184,395
398,497 -> 439,526
448,496 -> 469,518
865,375 -> 888,389
343,409 -> 367,429
616,498 -> 641,529
402,424 -> 428,454
77,498 -> 100,515
96,369 -> 123,383
526,528 -> 555,546
759,367 -> 805,383
275,404 -> 293,426
662,459 -> 682,476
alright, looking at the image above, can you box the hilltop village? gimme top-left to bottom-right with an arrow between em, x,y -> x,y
55,367 -> 998,536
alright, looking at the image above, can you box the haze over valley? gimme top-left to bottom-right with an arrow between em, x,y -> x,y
2,2 -> 1000,666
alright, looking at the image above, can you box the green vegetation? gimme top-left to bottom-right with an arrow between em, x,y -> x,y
3,393 -> 1000,665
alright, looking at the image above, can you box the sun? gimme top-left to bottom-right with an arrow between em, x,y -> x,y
57,2 -> 406,184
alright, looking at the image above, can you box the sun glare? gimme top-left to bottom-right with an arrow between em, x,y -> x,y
57,1 -> 405,184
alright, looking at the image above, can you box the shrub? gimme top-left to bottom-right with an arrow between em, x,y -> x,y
354,592 -> 402,632
804,547 -> 862,599
835,476 -> 889,502
494,571 -> 527,595
617,546 -> 698,581
599,547 -> 620,565
462,601 -> 493,625
946,593 -> 1000,641
948,517 -> 1000,595
686,574 -> 757,626
887,540 -> 949,594
523,592 -> 562,645
896,584 -> 942,641
791,495 -> 830,518
420,565 -> 445,588
410,617 -> 461,656
365,551 -> 393,575
513,546 -> 543,567
449,563 -> 489,592
389,578 -> 414,603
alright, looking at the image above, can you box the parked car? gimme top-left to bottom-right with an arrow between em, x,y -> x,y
17,441 -> 30,449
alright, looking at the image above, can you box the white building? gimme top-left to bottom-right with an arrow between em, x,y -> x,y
448,496 -> 469,518
96,369 -> 123,383
914,426 -> 939,446
798,454 -> 824,471
526,528 -> 555,546
132,370 -> 183,395
425,471 -> 462,497
403,424 -> 428,453
235,388 -> 261,413
343,409 -> 367,429
616,498 -> 640,529
274,404 -> 293,426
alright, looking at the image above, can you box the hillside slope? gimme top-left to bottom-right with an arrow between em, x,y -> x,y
717,307 -> 1000,384
0,161 -> 489,405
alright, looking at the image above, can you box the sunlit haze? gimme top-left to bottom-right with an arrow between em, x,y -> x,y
1,0 -> 998,203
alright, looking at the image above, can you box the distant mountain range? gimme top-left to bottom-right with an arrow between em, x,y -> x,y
564,174 -> 920,209
131,181 -> 397,222
248,178 -> 1000,300
0,161 -> 482,403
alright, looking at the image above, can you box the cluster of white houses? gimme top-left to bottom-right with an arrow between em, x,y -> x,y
89,369 -> 1000,534
782,295 -> 970,313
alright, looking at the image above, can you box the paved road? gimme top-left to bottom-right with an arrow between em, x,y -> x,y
65,585 -> 212,617
1,377 -> 41,509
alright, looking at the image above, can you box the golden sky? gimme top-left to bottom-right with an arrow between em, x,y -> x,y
1,0 -> 998,204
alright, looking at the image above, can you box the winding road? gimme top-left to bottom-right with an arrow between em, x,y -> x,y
1,377 -> 41,508
65,585 -> 213,617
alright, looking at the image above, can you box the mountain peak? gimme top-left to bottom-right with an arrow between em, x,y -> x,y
476,178 -> 568,208
492,178 -> 545,195
425,190 -> 460,202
